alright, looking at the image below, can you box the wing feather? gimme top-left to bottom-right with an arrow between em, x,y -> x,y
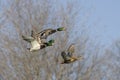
37,29 -> 56,39
22,35 -> 34,42
67,44 -> 75,57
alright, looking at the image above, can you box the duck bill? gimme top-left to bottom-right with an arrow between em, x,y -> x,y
61,27 -> 66,31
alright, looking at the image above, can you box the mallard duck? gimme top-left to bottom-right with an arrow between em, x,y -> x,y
37,27 -> 66,39
22,35 -> 54,52
61,44 -> 83,64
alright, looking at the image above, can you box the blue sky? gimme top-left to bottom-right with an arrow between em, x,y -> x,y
55,0 -> 120,47
1,0 -> 120,47
81,0 -> 120,46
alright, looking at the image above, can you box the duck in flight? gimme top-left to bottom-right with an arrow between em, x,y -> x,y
61,44 -> 83,64
22,35 -> 54,52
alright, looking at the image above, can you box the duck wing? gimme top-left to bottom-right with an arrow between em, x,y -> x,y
67,44 -> 75,57
31,30 -> 37,38
22,35 -> 34,42
37,29 -> 56,39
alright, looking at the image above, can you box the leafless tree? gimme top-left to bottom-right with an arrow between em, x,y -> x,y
80,40 -> 120,80
0,0 -> 100,80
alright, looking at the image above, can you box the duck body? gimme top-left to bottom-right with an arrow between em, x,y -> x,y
22,35 -> 41,51
61,44 -> 83,64
61,51 -> 78,64
61,57 -> 78,64
22,35 -> 54,52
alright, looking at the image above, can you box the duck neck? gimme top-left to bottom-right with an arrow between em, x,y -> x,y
45,42 -> 52,46
51,30 -> 57,33
56,29 -> 60,31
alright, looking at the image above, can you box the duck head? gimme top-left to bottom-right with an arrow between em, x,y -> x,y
57,27 -> 66,31
46,39 -> 55,46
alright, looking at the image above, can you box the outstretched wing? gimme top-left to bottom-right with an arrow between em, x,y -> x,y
37,29 -> 56,39
67,44 -> 75,57
61,51 -> 71,60
22,35 -> 34,42
31,30 -> 37,38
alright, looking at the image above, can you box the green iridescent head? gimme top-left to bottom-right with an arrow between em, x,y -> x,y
57,27 -> 66,31
47,39 -> 55,46
49,39 -> 55,43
